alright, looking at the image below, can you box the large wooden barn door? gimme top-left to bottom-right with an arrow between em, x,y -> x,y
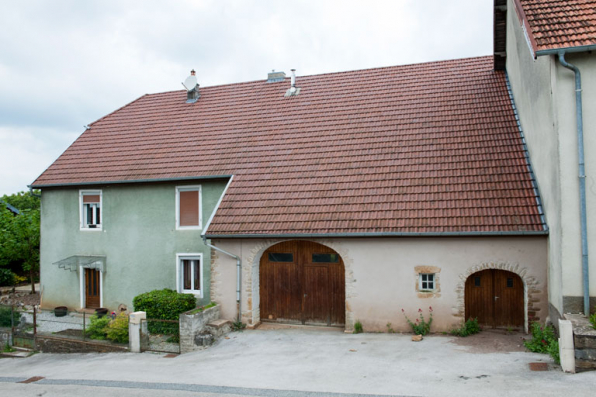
260,241 -> 345,326
465,269 -> 523,328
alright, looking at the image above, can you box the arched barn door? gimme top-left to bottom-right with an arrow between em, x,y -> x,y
465,269 -> 524,328
260,241 -> 345,326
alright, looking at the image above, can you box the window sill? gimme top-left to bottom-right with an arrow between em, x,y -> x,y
80,227 -> 102,231
180,290 -> 203,297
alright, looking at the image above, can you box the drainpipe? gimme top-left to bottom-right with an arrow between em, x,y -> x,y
28,187 -> 41,198
558,52 -> 590,315
202,235 -> 242,323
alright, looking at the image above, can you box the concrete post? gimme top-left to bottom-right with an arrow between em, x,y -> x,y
559,319 -> 575,373
129,311 -> 146,353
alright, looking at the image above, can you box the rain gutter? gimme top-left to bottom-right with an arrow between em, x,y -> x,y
28,175 -> 233,189
201,176 -> 242,323
557,51 -> 590,315
536,45 -> 596,57
205,231 -> 548,239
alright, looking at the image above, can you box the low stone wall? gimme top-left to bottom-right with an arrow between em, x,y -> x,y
36,334 -> 128,353
564,314 -> 596,372
179,305 -> 220,353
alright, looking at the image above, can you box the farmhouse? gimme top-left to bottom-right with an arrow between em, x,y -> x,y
37,0 -> 596,333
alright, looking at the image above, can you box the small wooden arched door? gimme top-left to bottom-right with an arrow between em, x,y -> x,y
260,241 -> 345,326
465,269 -> 524,328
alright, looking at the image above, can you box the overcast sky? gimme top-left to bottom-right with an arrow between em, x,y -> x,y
0,0 -> 493,196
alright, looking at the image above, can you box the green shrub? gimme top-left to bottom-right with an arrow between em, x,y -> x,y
589,313 -> 596,330
0,306 -> 20,327
451,318 -> 481,337
133,289 -> 196,335
106,313 -> 129,344
86,314 -> 110,340
402,307 -> 433,336
524,322 -> 560,364
232,320 -> 246,332
0,268 -> 16,287
353,320 -> 363,334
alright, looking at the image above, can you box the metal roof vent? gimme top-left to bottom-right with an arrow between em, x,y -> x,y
284,69 -> 301,97
267,70 -> 286,83
182,69 -> 200,103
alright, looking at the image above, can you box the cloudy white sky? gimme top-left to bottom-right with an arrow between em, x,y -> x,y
0,0 -> 493,196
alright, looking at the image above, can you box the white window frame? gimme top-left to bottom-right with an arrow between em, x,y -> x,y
175,185 -> 202,230
176,253 -> 203,297
418,273 -> 435,291
79,190 -> 102,231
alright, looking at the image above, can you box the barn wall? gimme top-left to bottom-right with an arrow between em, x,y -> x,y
211,236 -> 548,333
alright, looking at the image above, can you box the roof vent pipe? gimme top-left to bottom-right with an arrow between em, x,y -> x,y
285,69 -> 300,97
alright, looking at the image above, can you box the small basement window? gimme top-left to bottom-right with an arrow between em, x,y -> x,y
419,273 -> 435,291
80,190 -> 102,230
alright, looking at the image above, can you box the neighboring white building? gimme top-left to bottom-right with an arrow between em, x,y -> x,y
504,0 -> 596,321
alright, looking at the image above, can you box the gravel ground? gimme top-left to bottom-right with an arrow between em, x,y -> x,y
20,310 -> 86,334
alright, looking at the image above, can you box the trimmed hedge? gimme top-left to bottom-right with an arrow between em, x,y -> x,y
132,289 -> 196,335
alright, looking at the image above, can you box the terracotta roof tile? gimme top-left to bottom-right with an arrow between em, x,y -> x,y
517,0 -> 596,52
32,56 -> 546,235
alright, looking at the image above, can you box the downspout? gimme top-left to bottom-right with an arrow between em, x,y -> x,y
28,187 -> 41,198
202,235 -> 242,323
558,52 -> 590,315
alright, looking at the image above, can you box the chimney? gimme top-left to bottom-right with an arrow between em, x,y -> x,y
183,69 -> 200,103
284,69 -> 300,97
267,70 -> 286,83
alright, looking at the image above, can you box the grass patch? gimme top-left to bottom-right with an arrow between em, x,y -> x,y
450,318 -> 481,337
187,302 -> 217,315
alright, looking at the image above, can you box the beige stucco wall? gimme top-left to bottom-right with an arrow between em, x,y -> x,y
506,0 -> 596,316
210,237 -> 548,333
554,52 -> 596,303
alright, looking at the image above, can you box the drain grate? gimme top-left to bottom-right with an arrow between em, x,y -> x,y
163,353 -> 178,358
529,362 -> 549,371
18,376 -> 45,384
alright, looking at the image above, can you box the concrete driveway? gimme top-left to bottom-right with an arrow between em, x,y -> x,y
0,326 -> 595,396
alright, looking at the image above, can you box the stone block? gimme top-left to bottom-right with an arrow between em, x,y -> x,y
411,335 -> 422,342
575,349 -> 596,361
194,333 -> 214,346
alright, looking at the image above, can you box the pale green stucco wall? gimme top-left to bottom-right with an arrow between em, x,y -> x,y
39,179 -> 228,311
506,0 -> 596,316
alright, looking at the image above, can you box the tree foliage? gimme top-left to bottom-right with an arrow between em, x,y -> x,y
0,191 -> 40,292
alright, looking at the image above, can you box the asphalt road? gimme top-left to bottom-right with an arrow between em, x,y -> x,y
0,327 -> 595,396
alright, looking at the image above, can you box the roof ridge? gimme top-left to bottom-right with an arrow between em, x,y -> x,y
142,55 -> 494,97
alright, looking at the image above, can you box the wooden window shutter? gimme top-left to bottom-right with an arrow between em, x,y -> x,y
179,190 -> 199,226
83,195 -> 100,203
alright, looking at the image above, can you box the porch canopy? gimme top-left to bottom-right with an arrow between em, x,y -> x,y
52,255 -> 106,272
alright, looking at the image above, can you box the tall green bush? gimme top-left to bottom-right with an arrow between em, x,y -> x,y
132,289 -> 196,335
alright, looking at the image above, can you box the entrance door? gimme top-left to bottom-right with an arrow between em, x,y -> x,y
260,241 -> 345,326
85,268 -> 101,308
465,269 -> 523,328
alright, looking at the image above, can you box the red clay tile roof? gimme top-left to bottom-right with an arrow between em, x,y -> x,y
32,56 -> 546,236
516,0 -> 596,53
